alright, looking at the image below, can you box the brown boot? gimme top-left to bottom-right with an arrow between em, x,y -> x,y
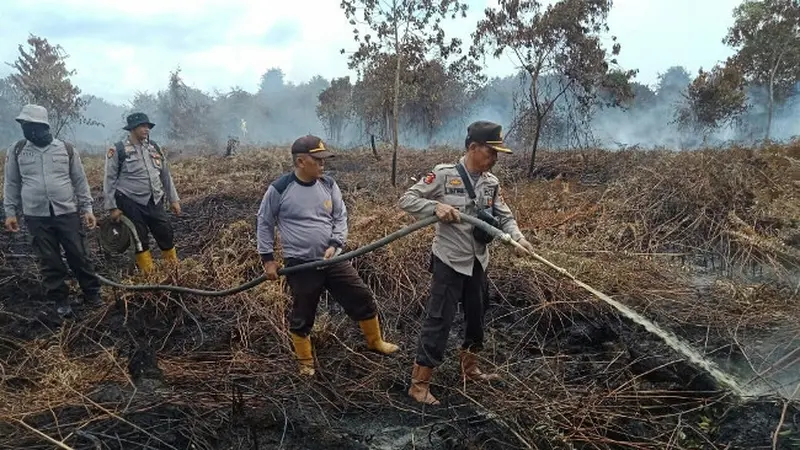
408,363 -> 440,405
460,349 -> 501,382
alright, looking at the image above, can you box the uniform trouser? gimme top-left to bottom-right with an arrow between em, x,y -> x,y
284,258 -> 378,337
114,192 -> 174,252
416,256 -> 487,368
24,212 -> 101,303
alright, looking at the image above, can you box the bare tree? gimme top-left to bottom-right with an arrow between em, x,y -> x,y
471,0 -> 635,176
8,34 -> 99,138
340,0 -> 469,186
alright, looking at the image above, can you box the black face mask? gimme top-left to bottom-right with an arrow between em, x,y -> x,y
21,122 -> 53,148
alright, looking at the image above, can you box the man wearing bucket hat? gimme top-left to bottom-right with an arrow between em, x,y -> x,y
3,104 -> 102,318
398,120 -> 536,405
102,112 -> 181,274
257,135 -> 399,376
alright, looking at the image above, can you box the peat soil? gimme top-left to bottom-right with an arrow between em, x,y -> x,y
1,196 -> 798,449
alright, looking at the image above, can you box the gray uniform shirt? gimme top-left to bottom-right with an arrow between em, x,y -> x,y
3,139 -> 93,218
257,172 -> 347,262
398,156 -> 524,276
103,138 -> 179,210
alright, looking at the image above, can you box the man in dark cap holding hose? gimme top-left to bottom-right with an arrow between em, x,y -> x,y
399,120 -> 536,405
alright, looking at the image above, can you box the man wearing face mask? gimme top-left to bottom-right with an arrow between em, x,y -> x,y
3,104 -> 101,318
398,120 -> 536,405
103,113 -> 181,274
257,135 -> 399,376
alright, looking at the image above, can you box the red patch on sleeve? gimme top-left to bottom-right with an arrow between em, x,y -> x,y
423,172 -> 436,184
106,148 -> 115,159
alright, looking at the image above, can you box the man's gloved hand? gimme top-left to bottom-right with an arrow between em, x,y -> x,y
514,237 -> 535,256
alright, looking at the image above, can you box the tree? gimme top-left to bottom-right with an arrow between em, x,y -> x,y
723,0 -> 800,140
8,34 -> 98,138
258,68 -> 286,96
471,0 -> 635,176
675,64 -> 748,143
340,0 -> 470,186
403,58 -> 473,145
655,66 -> 692,100
162,68 -> 216,146
0,76 -> 22,143
316,76 -> 354,144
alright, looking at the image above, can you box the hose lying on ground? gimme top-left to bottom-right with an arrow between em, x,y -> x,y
93,215 -> 444,296
91,212 -> 750,395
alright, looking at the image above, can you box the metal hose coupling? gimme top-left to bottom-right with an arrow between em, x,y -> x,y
458,214 -> 514,245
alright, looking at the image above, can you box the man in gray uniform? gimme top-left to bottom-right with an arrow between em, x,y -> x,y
257,135 -> 399,376
3,104 -> 101,318
399,120 -> 535,405
103,113 -> 181,274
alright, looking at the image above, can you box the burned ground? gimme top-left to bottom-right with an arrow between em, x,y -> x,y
1,144 -> 799,449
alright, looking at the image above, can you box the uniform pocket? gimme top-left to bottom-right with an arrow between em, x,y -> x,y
426,267 -> 460,320
51,154 -> 71,175
443,194 -> 467,210
122,154 -> 140,172
17,155 -> 39,176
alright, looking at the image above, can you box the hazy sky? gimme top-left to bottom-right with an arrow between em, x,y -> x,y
0,0 -> 743,105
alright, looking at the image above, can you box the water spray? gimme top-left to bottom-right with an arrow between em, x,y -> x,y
92,213 -> 752,397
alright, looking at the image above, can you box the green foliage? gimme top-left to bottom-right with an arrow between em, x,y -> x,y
723,0 -> 800,139
676,64 -> 748,140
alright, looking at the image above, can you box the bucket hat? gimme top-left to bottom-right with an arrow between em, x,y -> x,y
15,104 -> 50,127
123,112 -> 155,131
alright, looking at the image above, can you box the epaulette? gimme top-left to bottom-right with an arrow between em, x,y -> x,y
270,172 -> 295,195
433,163 -> 456,171
484,171 -> 500,181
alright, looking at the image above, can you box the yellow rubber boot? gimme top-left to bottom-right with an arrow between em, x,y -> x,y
290,333 -> 315,376
161,247 -> 179,265
358,316 -> 399,355
135,250 -> 155,274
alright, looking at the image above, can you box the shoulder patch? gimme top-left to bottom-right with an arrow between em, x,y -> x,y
107,147 -> 115,159
423,172 -> 436,184
270,172 -> 295,195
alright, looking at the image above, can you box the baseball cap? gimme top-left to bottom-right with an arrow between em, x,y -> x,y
466,120 -> 512,153
291,135 -> 335,158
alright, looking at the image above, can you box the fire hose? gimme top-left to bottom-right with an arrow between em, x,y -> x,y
93,213 -> 749,396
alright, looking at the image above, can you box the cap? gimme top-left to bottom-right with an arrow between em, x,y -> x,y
123,112 -> 155,131
291,135 -> 335,158
15,104 -> 50,127
466,120 -> 512,153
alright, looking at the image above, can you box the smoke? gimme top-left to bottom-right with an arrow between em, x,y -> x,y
2,66 -> 799,153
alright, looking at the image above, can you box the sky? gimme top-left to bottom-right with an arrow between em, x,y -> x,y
0,0 -> 745,105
